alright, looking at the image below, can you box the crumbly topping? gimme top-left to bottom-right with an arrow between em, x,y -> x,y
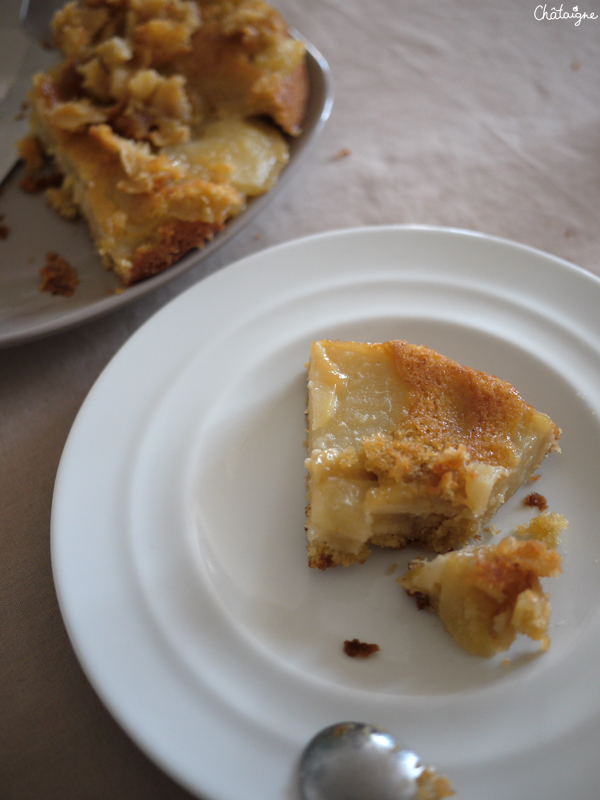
513,511 -> 568,548
45,177 -> 79,218
200,0 -> 287,45
18,135 -> 46,171
369,341 -> 560,472
45,0 -> 305,146
416,767 -> 455,799
45,0 -> 200,146
24,0 -> 306,285
53,0 -> 201,65
17,155 -> 64,192
400,536 -> 562,656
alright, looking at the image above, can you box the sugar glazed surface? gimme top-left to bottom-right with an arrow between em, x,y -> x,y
21,0 -> 308,285
305,339 -> 564,657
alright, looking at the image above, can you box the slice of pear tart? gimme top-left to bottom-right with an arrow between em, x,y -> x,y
305,340 -> 560,570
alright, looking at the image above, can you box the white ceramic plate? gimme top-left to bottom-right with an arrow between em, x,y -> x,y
51,226 -> 600,800
0,38 -> 332,348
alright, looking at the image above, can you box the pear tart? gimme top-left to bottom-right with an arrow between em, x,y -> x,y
399,536 -> 562,657
305,340 -> 561,570
22,0 -> 308,285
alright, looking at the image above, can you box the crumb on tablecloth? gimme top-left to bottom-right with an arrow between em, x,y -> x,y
333,147 -> 351,159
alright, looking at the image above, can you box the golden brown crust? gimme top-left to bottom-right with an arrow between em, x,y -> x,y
18,134 -> 46,170
469,536 -> 560,592
379,340 -> 561,470
126,218 -> 223,284
179,9 -> 308,136
19,170 -> 64,193
261,58 -> 309,137
307,539 -> 371,570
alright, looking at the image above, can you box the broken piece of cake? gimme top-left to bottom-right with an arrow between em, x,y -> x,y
399,536 -> 562,657
514,511 -> 568,549
305,340 -> 561,569
21,0 -> 308,285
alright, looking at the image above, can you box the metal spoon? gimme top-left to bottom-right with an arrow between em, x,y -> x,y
298,722 -> 425,800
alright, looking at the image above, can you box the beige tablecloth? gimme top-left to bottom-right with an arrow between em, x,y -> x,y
1,0 -> 599,797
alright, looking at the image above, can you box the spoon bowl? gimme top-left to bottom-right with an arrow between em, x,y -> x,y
298,722 -> 425,800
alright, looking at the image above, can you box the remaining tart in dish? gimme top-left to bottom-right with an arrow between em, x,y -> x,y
305,340 -> 561,570
399,536 -> 562,657
21,0 -> 308,285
